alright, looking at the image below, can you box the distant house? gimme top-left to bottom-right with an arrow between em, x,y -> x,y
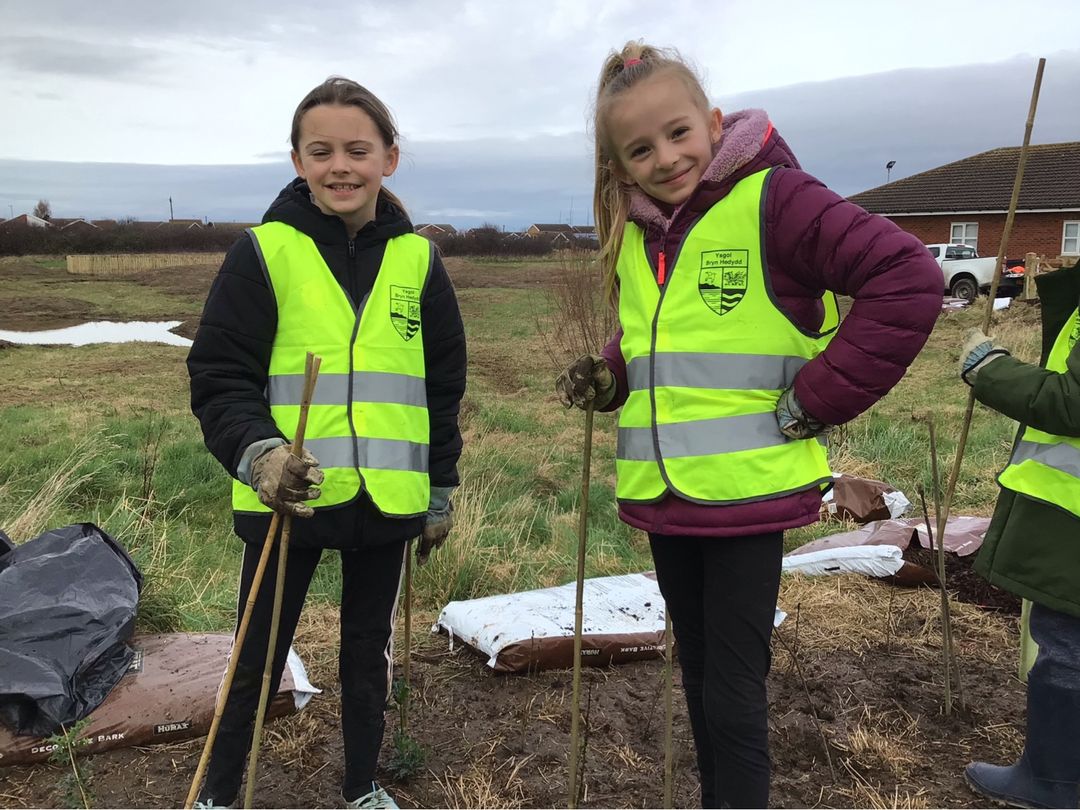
414,224 -> 457,238
848,141 -> 1080,262
571,225 -> 596,236
57,219 -> 100,234
0,213 -> 52,230
161,219 -> 204,230
526,223 -> 575,239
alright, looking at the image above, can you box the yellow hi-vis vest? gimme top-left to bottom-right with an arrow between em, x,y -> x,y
232,222 -> 432,517
616,168 -> 838,505
998,307 -> 1080,518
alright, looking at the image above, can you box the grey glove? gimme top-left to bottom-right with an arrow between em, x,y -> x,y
250,444 -> 324,518
417,485 -> 455,565
775,385 -> 829,440
959,327 -> 1011,386
555,354 -> 615,410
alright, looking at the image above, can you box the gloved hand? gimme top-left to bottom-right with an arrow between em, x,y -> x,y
250,444 -> 324,518
417,486 -> 455,565
959,327 -> 1011,385
775,385 -> 830,440
555,354 -> 615,410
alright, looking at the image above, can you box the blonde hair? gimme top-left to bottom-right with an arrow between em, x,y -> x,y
291,76 -> 408,216
593,42 -> 709,304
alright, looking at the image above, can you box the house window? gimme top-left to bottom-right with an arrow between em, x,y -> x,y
950,222 -> 978,248
1064,221 -> 1080,255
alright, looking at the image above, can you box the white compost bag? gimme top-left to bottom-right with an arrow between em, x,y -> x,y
434,572 -> 785,673
781,545 -> 905,578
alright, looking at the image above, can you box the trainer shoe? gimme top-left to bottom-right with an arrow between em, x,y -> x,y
345,783 -> 399,809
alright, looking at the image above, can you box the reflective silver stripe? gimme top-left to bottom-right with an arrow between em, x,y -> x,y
626,353 -> 808,392
304,436 -> 429,472
268,372 -> 426,407
618,412 -> 787,461
1011,440 -> 1080,480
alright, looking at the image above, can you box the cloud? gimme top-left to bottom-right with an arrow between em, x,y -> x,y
3,52 -> 1078,229
0,35 -> 163,79
719,51 -> 1080,196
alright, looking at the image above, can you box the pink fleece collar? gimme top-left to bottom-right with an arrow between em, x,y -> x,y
627,108 -> 772,232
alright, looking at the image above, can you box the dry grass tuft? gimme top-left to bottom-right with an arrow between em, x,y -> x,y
834,706 -> 920,779
836,760 -> 931,810
433,751 -> 530,809
776,573 -> 1018,666
263,709 -> 326,770
0,434 -> 112,542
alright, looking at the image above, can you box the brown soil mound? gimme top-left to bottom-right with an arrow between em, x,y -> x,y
0,578 -> 1025,809
903,545 -> 1022,615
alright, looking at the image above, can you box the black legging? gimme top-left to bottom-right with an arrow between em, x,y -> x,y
649,532 -> 783,809
198,538 -> 407,806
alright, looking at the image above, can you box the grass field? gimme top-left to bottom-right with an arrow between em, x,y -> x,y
0,253 -> 1049,808
0,254 -> 1042,633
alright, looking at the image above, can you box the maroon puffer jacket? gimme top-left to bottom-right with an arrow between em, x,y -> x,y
600,109 -> 942,537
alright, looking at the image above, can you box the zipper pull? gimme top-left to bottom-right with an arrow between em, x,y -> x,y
348,239 -> 355,258
657,250 -> 666,285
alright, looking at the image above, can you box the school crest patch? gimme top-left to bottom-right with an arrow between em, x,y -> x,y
1069,314 -> 1080,352
390,285 -> 421,341
699,249 -> 749,315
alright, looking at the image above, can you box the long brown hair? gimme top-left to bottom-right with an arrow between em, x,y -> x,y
290,76 -> 408,216
593,42 -> 709,304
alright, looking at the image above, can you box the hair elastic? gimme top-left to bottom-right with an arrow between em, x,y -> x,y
623,57 -> 643,68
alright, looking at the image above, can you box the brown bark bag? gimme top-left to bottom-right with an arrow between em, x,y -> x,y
820,474 -> 911,524
0,633 -> 319,766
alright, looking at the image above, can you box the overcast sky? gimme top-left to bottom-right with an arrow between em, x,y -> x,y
2,0 -> 1079,227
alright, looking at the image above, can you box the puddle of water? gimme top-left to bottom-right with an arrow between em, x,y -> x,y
0,320 -> 192,348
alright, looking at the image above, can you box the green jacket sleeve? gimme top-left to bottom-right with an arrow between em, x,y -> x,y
973,343 -> 1080,438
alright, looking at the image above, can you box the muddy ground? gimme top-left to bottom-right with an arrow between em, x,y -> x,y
0,255 -> 551,337
0,574 -> 1025,809
0,256 -> 1029,807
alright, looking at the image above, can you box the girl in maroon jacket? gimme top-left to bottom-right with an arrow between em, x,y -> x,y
555,42 -> 942,807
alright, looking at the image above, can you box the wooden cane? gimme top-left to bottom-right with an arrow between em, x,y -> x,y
662,608 -> 674,808
402,537 -> 414,733
244,352 -> 321,809
935,58 -> 1045,583
568,400 -> 595,809
184,510 -> 281,809
184,352 -> 321,809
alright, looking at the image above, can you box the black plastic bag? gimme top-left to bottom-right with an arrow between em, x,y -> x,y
0,530 -> 13,569
0,523 -> 142,736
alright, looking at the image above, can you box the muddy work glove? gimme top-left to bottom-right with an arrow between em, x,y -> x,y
555,354 -> 615,410
775,385 -> 830,440
250,445 -> 324,518
959,327 -> 1011,386
417,486 -> 455,565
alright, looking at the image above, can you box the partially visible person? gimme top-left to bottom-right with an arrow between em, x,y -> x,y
555,41 -> 942,808
961,259 -> 1080,809
187,76 -> 466,809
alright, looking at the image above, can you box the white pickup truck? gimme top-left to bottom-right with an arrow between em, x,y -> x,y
925,243 -> 1023,302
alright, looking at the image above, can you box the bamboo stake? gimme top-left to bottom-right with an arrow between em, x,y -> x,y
244,511 -> 292,809
243,352 -> 321,810
936,57 -> 1045,572
185,353 -> 322,808
402,537 -> 414,733
568,400 -> 595,809
662,609 -> 674,809
185,512 -> 281,808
